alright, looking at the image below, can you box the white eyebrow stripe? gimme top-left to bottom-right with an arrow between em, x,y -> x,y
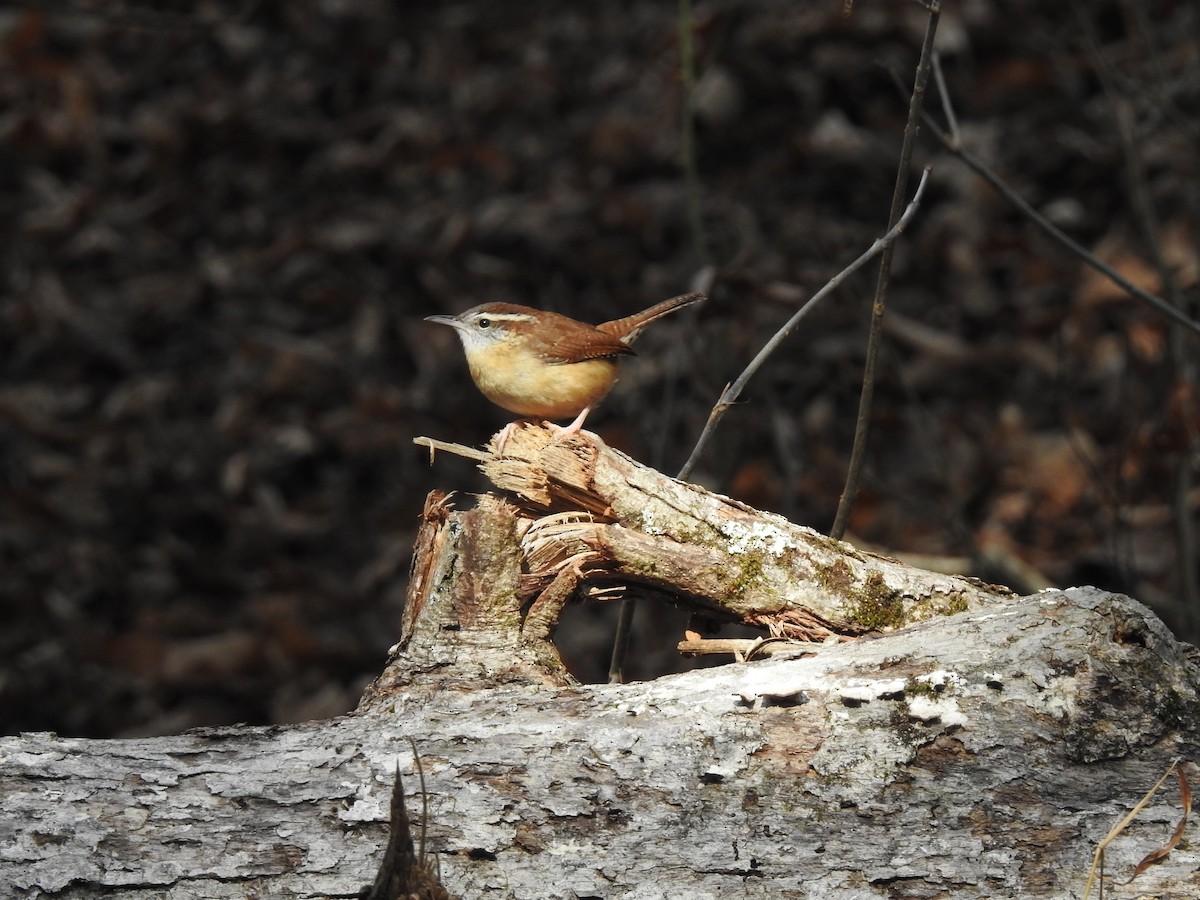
470,313 -> 539,324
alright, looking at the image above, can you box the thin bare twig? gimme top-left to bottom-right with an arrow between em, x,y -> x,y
607,593 -> 637,683
914,60 -> 1200,340
829,1 -> 940,541
931,49 -> 959,143
677,168 -> 931,482
412,436 -> 490,463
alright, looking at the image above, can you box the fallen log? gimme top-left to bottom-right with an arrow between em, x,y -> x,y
3,425 -> 1197,899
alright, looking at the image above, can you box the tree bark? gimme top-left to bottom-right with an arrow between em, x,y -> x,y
3,427 -> 1198,899
424,423 -> 1012,641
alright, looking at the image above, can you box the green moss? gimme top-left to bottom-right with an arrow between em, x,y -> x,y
942,592 -> 970,615
729,550 -> 767,599
532,643 -> 569,676
847,572 -> 905,631
623,555 -> 661,578
806,531 -> 865,561
814,562 -> 912,631
905,677 -> 938,697
906,590 -> 971,623
814,559 -> 855,595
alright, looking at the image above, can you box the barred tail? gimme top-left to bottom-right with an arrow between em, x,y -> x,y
597,291 -> 705,345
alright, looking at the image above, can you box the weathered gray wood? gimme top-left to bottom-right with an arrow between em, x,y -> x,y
2,587 -> 1198,898
473,424 -> 1013,639
3,430 -> 1198,898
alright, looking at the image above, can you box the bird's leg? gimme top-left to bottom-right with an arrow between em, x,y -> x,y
493,410 -> 594,456
549,406 -> 592,441
493,420 -> 521,456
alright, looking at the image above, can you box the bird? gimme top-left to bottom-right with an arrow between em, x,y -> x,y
425,291 -> 704,442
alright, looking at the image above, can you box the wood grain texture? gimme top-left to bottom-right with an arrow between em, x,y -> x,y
482,424 -> 1012,638
3,587 -> 1198,898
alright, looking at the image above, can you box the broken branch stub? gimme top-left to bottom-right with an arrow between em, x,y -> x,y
437,423 -> 1015,646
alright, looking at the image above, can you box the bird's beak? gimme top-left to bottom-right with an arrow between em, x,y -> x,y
424,314 -> 463,330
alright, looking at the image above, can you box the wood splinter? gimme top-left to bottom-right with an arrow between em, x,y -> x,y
411,423 -> 1014,667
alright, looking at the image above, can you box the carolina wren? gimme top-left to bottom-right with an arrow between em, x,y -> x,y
426,291 -> 704,437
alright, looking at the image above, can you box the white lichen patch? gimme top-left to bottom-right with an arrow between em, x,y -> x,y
545,837 -> 589,857
1031,670 -> 1080,722
637,506 -> 666,536
735,672 -> 909,709
836,678 -> 907,704
341,790 -> 386,824
907,695 -> 968,728
731,666 -> 825,705
722,519 -> 795,556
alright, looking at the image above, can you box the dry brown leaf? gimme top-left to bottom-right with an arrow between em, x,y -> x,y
1081,759 -> 1187,899
1075,219 -> 1200,308
1130,764 -> 1191,878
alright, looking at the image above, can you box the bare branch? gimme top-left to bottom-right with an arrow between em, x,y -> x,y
677,168 -> 931,482
830,0 -> 941,541
914,68 -> 1200,340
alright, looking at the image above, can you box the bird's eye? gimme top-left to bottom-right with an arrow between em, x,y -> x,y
477,317 -> 491,329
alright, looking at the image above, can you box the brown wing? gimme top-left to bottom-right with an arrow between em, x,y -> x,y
535,310 -> 635,364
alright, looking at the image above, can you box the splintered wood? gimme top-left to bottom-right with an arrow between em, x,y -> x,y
414,423 -> 1014,653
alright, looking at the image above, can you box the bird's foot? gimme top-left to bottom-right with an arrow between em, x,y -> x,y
492,421 -> 520,456
548,407 -> 593,442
